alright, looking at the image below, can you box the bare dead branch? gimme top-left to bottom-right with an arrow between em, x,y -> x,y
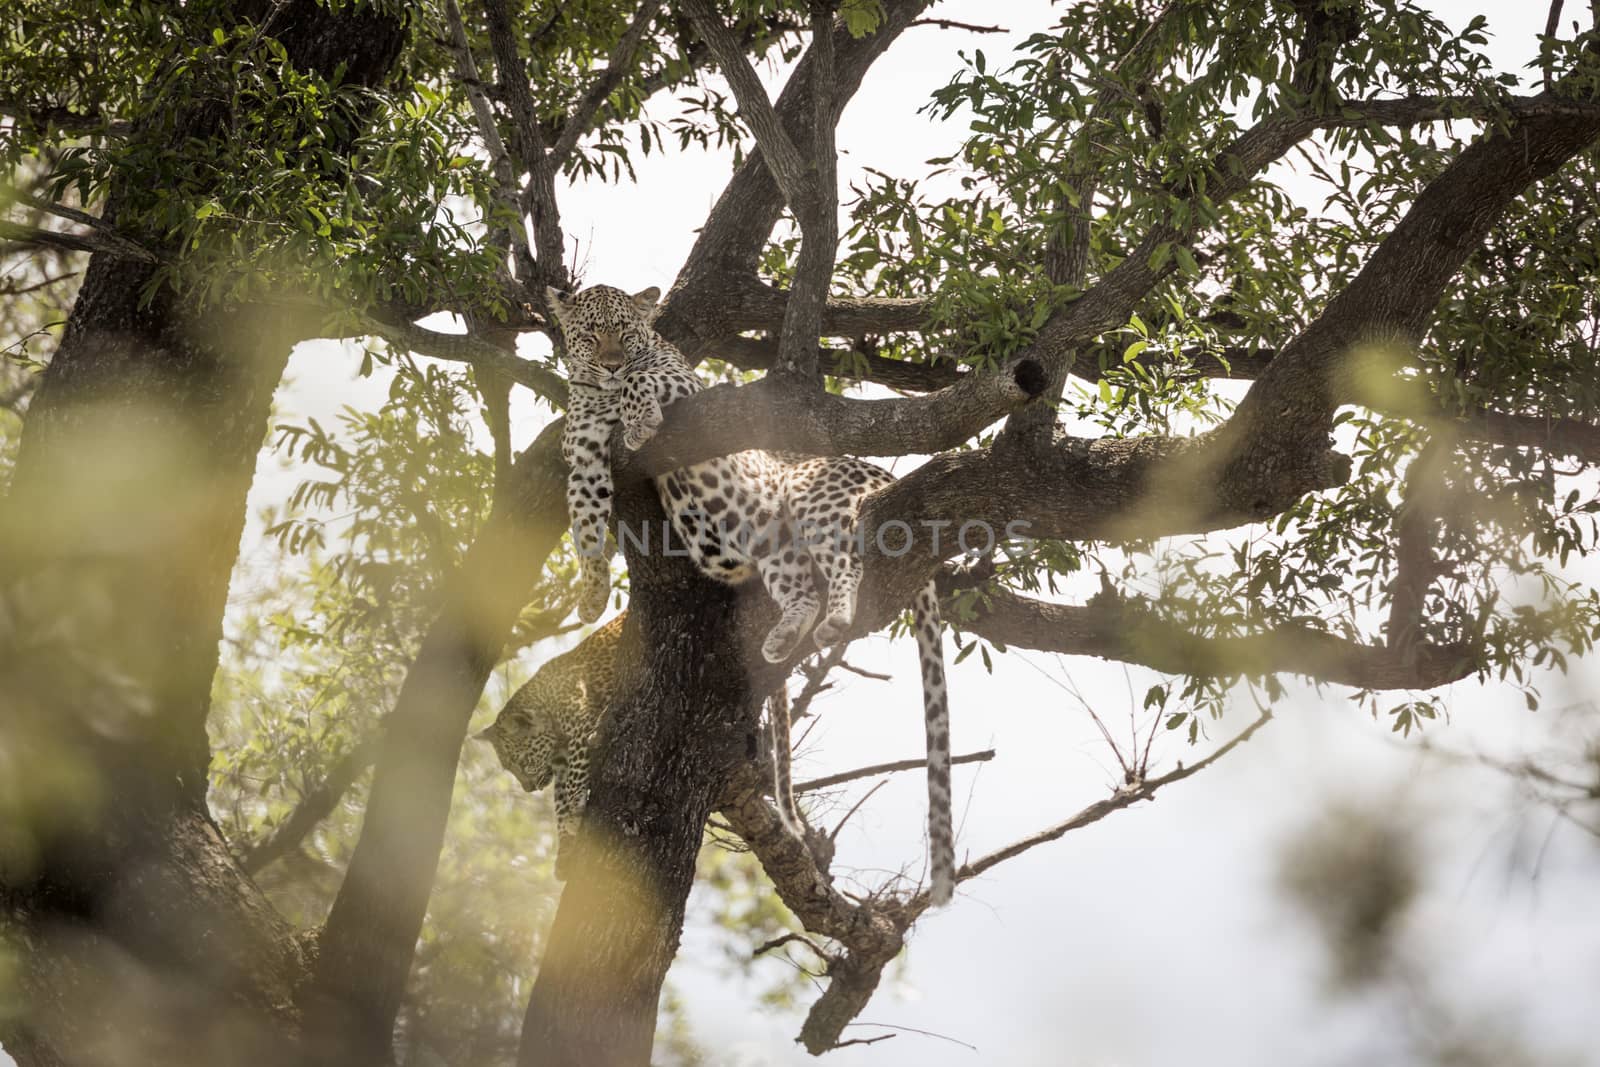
909,17 -> 1007,33
918,706 -> 1274,899
795,749 -> 995,794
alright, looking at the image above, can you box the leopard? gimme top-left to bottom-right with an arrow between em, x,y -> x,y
475,614 -> 625,878
545,282 -> 955,904
476,613 -> 806,876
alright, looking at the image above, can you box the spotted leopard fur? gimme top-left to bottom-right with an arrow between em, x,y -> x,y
546,283 -> 955,904
476,615 -> 624,878
478,614 -> 800,877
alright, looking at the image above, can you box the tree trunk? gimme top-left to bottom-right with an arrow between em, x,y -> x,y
0,5 -> 405,1063
516,479 -> 764,1067
299,425 -> 571,1065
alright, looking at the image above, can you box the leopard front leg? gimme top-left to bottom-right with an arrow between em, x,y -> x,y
552,744 -> 591,881
563,404 -> 617,623
620,363 -> 702,451
620,376 -> 664,452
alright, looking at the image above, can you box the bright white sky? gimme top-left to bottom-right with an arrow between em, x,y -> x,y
11,4 -> 1597,1067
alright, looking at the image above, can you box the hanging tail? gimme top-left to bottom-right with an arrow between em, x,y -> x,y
769,686 -> 805,837
913,582 -> 954,905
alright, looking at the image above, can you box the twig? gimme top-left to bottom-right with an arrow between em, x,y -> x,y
836,660 -> 892,682
850,1021 -> 978,1051
796,748 -> 996,794
752,931 -> 828,960
915,708 -> 1273,901
829,779 -> 886,842
909,17 -> 1007,33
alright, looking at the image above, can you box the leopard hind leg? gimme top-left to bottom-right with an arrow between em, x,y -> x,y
755,535 -> 820,665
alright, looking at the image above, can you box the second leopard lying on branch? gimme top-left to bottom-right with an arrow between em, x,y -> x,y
487,282 -> 957,905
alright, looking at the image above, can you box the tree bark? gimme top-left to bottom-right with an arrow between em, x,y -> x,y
516,481 -> 766,1067
0,4 -> 406,1063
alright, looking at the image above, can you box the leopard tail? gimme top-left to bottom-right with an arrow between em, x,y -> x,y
913,582 -> 954,905
769,686 -> 804,837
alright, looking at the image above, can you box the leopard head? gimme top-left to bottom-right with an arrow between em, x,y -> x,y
545,283 -> 661,390
476,696 -> 560,793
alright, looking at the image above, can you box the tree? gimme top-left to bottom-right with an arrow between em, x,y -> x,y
3,0 -> 1600,1064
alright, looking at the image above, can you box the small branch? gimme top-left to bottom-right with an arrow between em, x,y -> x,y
752,931 -> 828,960
795,748 -> 995,794
550,1 -> 663,164
240,730 -> 385,874
0,100 -> 133,137
907,707 -> 1274,906
0,219 -> 159,264
836,660 -> 892,682
1385,437 -> 1449,656
296,304 -> 569,405
444,0 -> 517,194
680,0 -> 814,215
0,269 -> 78,297
908,17 -> 1006,33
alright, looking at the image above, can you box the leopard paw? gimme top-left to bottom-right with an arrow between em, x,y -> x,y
762,623 -> 804,664
622,412 -> 662,451
813,613 -> 851,649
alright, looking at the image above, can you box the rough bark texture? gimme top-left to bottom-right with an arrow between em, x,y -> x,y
515,481 -> 764,1067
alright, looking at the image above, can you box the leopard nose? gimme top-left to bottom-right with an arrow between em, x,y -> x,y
523,780 -> 536,793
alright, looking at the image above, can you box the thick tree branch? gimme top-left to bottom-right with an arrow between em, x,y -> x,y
1213,103 -> 1600,507
656,0 -> 933,351
0,219 -> 156,263
679,0 -> 815,217
615,356 -> 1048,476
949,585 -> 1473,691
306,420 -> 571,1058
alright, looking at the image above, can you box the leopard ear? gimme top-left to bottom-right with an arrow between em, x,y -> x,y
472,724 -> 497,743
545,286 -> 572,323
631,286 -> 661,312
